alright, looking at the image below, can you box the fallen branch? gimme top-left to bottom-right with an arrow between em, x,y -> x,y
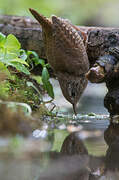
0,15 -> 119,67
1,14 -> 119,116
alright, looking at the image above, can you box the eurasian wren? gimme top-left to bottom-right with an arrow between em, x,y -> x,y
29,8 -> 89,115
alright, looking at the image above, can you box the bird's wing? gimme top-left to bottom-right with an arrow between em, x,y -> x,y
52,16 -> 89,75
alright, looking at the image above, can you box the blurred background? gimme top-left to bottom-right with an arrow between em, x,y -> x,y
0,0 -> 119,27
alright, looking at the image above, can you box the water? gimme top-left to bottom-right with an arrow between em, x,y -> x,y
0,82 -> 119,180
0,115 -> 115,180
52,80 -> 108,115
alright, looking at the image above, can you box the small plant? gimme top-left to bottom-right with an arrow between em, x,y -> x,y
0,32 -> 54,99
0,32 -> 30,74
26,50 -> 54,99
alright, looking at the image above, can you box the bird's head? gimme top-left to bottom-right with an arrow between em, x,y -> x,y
57,72 -> 88,115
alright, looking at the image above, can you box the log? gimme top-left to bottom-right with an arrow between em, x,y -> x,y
1,15 -> 119,116
0,15 -> 46,59
0,15 -> 119,66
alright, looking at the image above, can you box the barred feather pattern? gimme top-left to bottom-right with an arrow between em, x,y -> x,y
29,9 -> 89,114
51,16 -> 89,75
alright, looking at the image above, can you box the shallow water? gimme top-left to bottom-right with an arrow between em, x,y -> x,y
0,83 -> 119,180
52,80 -> 108,115
0,115 -> 111,180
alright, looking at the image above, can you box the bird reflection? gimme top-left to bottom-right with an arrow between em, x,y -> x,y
37,120 -> 119,180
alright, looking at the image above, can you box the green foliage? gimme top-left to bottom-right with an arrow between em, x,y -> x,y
0,80 -> 9,99
42,67 -> 54,99
0,32 -> 54,99
5,75 -> 40,109
0,33 -> 30,75
26,50 -> 54,99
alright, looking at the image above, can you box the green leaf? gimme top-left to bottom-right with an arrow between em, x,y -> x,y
32,75 -> 42,84
0,52 -> 17,64
1,52 -> 17,62
0,62 -> 10,75
33,58 -> 45,66
0,32 -> 6,42
45,81 -> 54,99
38,59 -> 45,66
0,32 -> 6,47
0,51 -> 28,66
27,50 -> 39,58
5,34 -> 21,52
19,49 -> 28,61
42,67 -> 49,83
45,63 -> 51,68
9,62 -> 30,75
9,58 -> 29,66
0,52 -> 28,65
0,61 -> 8,71
42,67 -> 54,98
26,50 -> 46,67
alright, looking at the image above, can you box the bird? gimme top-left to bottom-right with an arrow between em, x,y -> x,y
29,8 -> 89,115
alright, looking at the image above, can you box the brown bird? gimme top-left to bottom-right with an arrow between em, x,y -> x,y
29,8 -> 89,115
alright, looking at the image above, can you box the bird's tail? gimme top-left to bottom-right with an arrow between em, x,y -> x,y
29,8 -> 52,30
